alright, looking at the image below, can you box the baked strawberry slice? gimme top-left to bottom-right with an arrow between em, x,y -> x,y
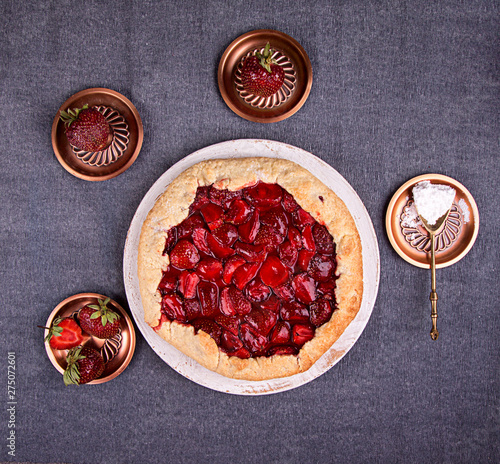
244,181 -> 283,207
197,281 -> 219,317
232,347 -> 251,359
260,294 -> 281,313
222,255 -> 246,284
280,301 -> 310,322
209,188 -> 241,209
292,273 -> 317,304
192,228 -> 212,255
220,330 -> 244,353
170,239 -> 200,270
233,262 -> 260,291
282,190 -> 300,212
297,249 -> 315,271
317,280 -> 337,300
274,282 -> 295,302
178,271 -> 200,299
270,321 -> 291,344
189,186 -> 211,213
292,323 -> 315,345
226,198 -> 253,225
215,313 -> 240,335
313,224 -> 335,254
196,257 -> 223,280
78,298 -> 121,339
212,223 -> 238,247
288,226 -> 303,249
309,298 -> 334,327
278,240 -> 298,267
63,346 -> 105,386
161,293 -> 187,321
206,233 -> 234,259
200,203 -> 224,230
184,299 -> 201,321
260,207 -> 288,236
234,242 -> 267,262
43,317 -> 87,350
238,209 -> 260,243
60,104 -> 111,152
240,43 -> 285,98
192,318 -> 222,344
177,213 -> 205,239
221,285 -> 252,316
259,255 -> 289,288
254,225 -> 285,246
308,254 -> 335,282
245,279 -> 271,303
158,267 -> 179,294
292,208 -> 315,229
302,225 -> 316,252
240,323 -> 268,354
244,308 -> 277,337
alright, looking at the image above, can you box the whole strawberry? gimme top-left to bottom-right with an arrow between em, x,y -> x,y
63,346 -> 105,385
60,104 -> 111,151
41,317 -> 87,350
78,297 -> 121,339
241,43 -> 285,98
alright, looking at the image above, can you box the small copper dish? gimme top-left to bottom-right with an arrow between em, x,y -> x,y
218,29 -> 313,123
51,88 -> 143,181
43,293 -> 136,384
386,174 -> 479,269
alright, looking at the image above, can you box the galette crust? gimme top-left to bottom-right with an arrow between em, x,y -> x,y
138,157 -> 363,380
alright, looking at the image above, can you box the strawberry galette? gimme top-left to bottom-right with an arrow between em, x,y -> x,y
138,158 -> 363,380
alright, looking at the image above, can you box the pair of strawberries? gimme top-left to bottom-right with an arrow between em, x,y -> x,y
61,43 -> 284,152
43,298 -> 120,385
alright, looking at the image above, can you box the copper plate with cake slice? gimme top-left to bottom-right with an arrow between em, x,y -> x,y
124,139 -> 379,395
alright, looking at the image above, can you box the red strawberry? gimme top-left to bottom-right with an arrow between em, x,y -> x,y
221,285 -> 251,316
42,317 -> 87,350
270,321 -> 291,344
226,198 -> 253,225
158,267 -> 179,294
238,209 -> 260,243
280,301 -> 309,322
234,242 -> 266,262
212,223 -> 238,247
282,190 -> 300,212
274,282 -> 295,302
302,225 -> 316,251
200,203 -> 224,230
292,273 -> 317,304
260,207 -> 288,236
292,208 -> 315,229
206,232 -> 234,259
278,240 -> 298,267
162,227 -> 177,255
197,281 -> 219,317
292,323 -> 315,345
244,308 -> 277,336
297,249 -> 315,271
178,271 -> 200,299
313,224 -> 335,254
308,254 -> 335,282
254,225 -> 284,246
268,345 -> 298,356
259,255 -> 289,288
170,239 -> 200,269
245,279 -> 271,303
63,346 -> 105,386
240,43 -> 285,98
233,262 -> 260,290
78,298 -> 120,339
244,181 -> 283,207
220,330 -> 244,353
60,104 -> 111,152
196,257 -> 223,280
215,314 -> 240,335
240,323 -> 268,353
184,299 -> 201,321
222,255 -> 246,284
309,298 -> 334,327
177,213 -> 205,239
209,188 -> 241,209
192,228 -> 212,255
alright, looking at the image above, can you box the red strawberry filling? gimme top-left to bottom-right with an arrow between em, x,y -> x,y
157,182 -> 338,359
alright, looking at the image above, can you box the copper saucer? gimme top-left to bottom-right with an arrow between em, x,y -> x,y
386,174 -> 479,269
43,293 -> 136,384
51,88 -> 143,181
218,29 -> 313,123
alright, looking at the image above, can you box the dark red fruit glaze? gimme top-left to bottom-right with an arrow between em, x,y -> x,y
158,182 -> 338,358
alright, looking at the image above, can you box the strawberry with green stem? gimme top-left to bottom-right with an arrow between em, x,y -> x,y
78,297 -> 121,339
40,317 -> 88,350
60,104 -> 111,152
241,42 -> 285,98
63,346 -> 105,385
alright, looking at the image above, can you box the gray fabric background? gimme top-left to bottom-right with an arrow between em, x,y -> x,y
1,1 -> 498,463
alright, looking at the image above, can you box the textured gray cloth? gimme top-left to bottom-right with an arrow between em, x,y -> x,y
0,0 -> 498,463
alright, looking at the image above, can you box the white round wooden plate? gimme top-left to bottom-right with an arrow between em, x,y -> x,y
123,139 -> 380,395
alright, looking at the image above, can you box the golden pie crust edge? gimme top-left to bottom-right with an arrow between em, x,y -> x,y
137,157 -> 363,381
